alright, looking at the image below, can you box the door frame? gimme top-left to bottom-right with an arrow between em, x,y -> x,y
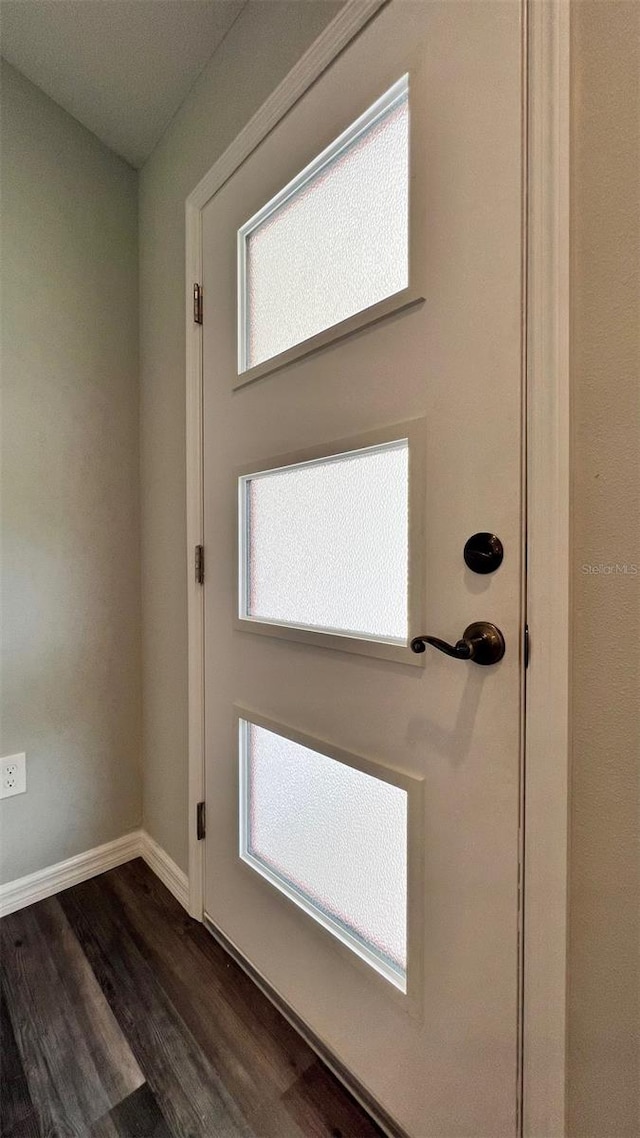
183,3 -> 571,1134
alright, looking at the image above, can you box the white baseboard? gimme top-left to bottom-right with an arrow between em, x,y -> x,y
139,831 -> 189,911
0,830 -> 189,917
0,831 -> 143,917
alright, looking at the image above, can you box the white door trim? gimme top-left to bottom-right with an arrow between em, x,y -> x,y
184,2 -> 571,1134
522,2 -> 571,1134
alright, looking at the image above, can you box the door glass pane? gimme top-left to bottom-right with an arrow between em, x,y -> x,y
239,75 -> 409,372
240,440 -> 409,643
240,719 -> 408,989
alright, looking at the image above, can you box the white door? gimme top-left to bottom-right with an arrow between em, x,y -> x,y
201,2 -> 525,1135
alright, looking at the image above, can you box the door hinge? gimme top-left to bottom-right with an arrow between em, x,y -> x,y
193,282 -> 203,325
195,544 -> 204,584
196,801 -> 206,841
524,623 -> 530,668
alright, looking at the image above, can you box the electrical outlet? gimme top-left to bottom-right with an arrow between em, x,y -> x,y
0,753 -> 26,799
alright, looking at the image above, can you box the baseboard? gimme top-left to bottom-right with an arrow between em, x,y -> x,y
139,831 -> 189,911
0,830 -> 189,917
0,830 -> 143,917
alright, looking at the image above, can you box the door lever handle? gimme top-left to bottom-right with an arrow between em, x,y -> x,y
411,622 -> 505,666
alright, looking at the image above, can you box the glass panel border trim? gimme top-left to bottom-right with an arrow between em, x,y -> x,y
235,419 -> 426,665
235,72 -> 425,388
236,707 -> 424,996
240,439 -> 409,644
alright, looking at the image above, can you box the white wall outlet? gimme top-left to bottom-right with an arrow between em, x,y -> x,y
0,753 -> 27,799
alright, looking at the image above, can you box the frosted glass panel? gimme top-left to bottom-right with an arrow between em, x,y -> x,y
240,720 -> 407,986
241,440 -> 409,643
240,76 -> 409,371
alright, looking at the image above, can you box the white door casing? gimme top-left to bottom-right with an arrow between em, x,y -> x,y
183,2 -> 567,1138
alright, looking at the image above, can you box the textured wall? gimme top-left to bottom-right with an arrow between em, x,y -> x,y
0,61 -> 141,882
139,0 -> 343,870
568,2 -> 640,1134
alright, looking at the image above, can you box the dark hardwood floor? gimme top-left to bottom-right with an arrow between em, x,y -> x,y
0,859 -> 384,1138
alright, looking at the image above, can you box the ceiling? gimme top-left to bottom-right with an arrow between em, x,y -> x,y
0,1 -> 247,167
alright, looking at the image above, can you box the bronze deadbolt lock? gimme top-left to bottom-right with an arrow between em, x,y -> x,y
463,532 -> 504,574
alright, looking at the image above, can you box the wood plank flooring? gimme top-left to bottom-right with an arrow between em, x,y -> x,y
0,860 -> 385,1138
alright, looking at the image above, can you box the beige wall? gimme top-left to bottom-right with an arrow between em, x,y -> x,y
0,61 -> 141,882
139,0 -> 343,870
569,2 -> 640,1134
